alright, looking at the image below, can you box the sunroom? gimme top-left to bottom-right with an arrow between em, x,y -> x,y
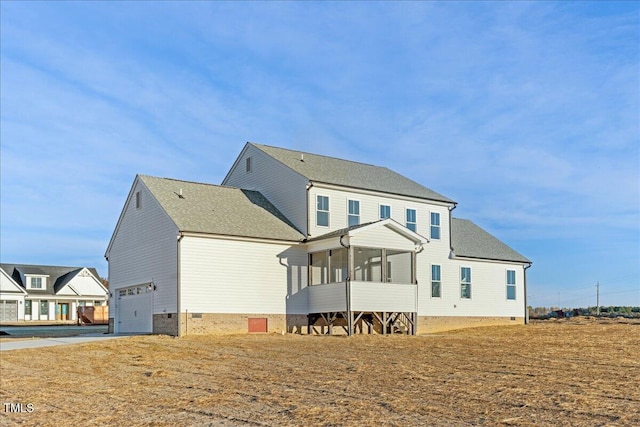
306,219 -> 427,335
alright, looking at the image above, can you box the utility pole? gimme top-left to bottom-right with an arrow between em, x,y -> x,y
596,282 -> 600,315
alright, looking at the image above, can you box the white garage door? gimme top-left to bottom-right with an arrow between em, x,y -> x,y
117,286 -> 152,333
0,300 -> 18,322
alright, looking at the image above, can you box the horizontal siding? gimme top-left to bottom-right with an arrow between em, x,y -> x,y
350,226 -> 417,251
224,144 -> 309,235
350,282 -> 417,312
108,179 -> 179,314
180,236 -> 306,314
308,283 -> 347,313
417,252 -> 526,318
308,186 -> 450,257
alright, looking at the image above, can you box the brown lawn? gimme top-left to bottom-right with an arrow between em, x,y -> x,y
1,318 -> 639,426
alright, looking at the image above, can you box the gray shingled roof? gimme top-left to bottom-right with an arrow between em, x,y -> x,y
0,264 -> 102,295
451,219 -> 531,263
251,143 -> 455,204
139,175 -> 305,242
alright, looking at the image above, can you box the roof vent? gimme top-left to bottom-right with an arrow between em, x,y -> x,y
300,153 -> 304,162
176,189 -> 185,199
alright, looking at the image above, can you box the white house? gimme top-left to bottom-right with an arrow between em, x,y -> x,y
106,142 -> 531,335
0,264 -> 109,323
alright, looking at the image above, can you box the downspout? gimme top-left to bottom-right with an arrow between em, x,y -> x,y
177,232 -> 184,337
340,235 -> 352,336
448,203 -> 458,258
524,263 -> 532,325
306,182 -> 314,237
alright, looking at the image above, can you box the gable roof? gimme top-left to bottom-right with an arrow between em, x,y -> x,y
307,219 -> 428,245
250,143 -> 455,204
451,219 -> 531,264
0,264 -> 103,295
0,268 -> 28,294
139,175 -> 305,242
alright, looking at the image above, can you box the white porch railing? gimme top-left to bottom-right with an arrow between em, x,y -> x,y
308,281 -> 417,314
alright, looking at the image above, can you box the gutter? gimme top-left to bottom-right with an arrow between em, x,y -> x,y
306,182 -> 313,237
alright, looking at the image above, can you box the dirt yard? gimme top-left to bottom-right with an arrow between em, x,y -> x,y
1,318 -> 638,426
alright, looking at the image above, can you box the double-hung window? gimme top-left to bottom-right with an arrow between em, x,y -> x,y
30,277 -> 43,289
460,267 -> 471,299
348,200 -> 360,227
431,264 -> 441,298
380,205 -> 391,219
506,270 -> 516,300
430,212 -> 441,240
316,195 -> 329,227
406,209 -> 417,232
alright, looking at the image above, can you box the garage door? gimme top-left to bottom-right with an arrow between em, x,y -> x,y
0,300 -> 18,322
117,286 -> 152,333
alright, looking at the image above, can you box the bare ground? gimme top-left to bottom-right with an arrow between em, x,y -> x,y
1,318 -> 638,426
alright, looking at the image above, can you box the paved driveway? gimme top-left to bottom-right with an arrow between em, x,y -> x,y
0,333 -> 132,351
0,325 -> 133,351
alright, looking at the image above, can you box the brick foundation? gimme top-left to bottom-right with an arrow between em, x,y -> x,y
417,316 -> 524,334
177,313 -> 293,336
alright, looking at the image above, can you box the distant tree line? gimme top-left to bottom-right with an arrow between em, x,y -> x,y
529,306 -> 640,319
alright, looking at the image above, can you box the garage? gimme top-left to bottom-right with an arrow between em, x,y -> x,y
116,285 -> 152,333
0,300 -> 18,322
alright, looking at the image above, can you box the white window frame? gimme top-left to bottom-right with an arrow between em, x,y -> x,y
431,264 -> 441,298
506,269 -> 516,300
27,276 -> 46,290
430,211 -> 441,240
406,208 -> 417,232
460,266 -> 472,299
379,204 -> 391,220
316,195 -> 330,227
347,199 -> 360,227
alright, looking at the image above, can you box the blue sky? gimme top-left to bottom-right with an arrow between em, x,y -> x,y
1,2 -> 638,308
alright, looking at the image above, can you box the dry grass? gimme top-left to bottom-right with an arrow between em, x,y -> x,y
1,319 -> 639,426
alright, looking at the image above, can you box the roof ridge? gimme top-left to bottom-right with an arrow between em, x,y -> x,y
139,175 -> 242,190
250,142 -> 388,170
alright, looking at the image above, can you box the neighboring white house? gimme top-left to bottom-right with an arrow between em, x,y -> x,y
106,142 -> 531,336
0,264 -> 109,323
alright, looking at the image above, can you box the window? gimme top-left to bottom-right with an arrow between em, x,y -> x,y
430,212 -> 441,240
431,265 -> 441,298
310,251 -> 328,285
380,205 -> 391,219
316,195 -> 329,227
406,209 -> 417,232
329,248 -> 348,283
25,300 -> 31,316
348,200 -> 360,227
460,267 -> 471,299
386,250 -> 413,284
246,156 -> 252,173
94,301 -> 103,306
40,300 -> 49,316
506,270 -> 516,300
354,248 -> 382,282
30,277 -> 43,289
135,191 -> 141,209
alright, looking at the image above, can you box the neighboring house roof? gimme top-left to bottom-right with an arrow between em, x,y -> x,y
0,268 -> 28,295
251,143 -> 455,204
0,264 -> 104,295
451,219 -> 531,264
139,175 -> 305,242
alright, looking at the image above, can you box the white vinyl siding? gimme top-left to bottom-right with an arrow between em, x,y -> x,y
223,144 -> 309,235
180,236 -> 308,314
108,178 -> 179,318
